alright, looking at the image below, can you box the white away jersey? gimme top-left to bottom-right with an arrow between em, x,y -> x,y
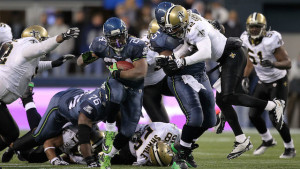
0,36 -> 59,98
184,12 -> 227,60
141,35 -> 166,86
240,31 -> 286,83
129,122 -> 181,165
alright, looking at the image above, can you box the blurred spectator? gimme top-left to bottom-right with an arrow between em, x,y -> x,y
204,10 -> 213,20
183,0 -> 196,9
287,53 -> 300,127
137,4 -> 153,37
48,13 -> 74,77
191,1 -> 206,16
210,1 -> 228,24
11,11 -> 25,39
120,15 -> 139,37
81,13 -> 105,77
39,13 -> 49,29
223,10 -> 243,38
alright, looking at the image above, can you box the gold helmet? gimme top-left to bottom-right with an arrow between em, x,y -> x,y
21,25 -> 49,41
246,12 -> 267,39
91,130 -> 104,154
147,19 -> 160,39
164,5 -> 189,39
149,141 -> 173,166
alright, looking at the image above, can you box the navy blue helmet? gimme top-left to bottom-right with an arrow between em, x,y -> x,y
103,17 -> 128,52
155,2 -> 174,30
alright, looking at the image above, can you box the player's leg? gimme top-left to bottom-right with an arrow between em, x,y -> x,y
143,79 -> 169,123
102,79 -> 124,154
21,82 -> 41,130
168,76 -> 203,168
0,101 -> 19,151
101,87 -> 142,169
269,76 -> 295,158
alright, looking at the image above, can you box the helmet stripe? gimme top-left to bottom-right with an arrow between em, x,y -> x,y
153,142 -> 164,166
165,5 -> 176,25
252,12 -> 257,21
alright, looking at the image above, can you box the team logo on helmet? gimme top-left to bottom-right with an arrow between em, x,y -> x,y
178,11 -> 185,22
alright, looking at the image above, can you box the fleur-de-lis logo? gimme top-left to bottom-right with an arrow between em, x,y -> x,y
30,29 -> 40,38
178,11 -> 185,22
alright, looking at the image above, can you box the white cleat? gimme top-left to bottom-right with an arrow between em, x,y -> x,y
253,139 -> 277,155
227,136 -> 253,160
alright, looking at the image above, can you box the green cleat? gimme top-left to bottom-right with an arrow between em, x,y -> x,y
102,131 -> 116,154
100,153 -> 111,169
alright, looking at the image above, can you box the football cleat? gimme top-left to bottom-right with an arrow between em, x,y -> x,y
279,148 -> 296,159
171,143 -> 197,168
102,131 -> 116,154
215,112 -> 226,134
99,153 -> 111,169
227,137 -> 253,160
1,147 -> 14,162
253,139 -> 277,155
272,99 -> 285,130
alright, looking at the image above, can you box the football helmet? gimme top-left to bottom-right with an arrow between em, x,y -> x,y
149,141 -> 173,166
21,25 -> 49,41
246,12 -> 267,39
91,130 -> 104,154
0,23 -> 13,44
103,17 -> 128,52
147,19 -> 160,39
155,2 -> 174,31
165,5 -> 189,39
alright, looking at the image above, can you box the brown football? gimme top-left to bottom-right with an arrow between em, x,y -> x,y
111,61 -> 134,71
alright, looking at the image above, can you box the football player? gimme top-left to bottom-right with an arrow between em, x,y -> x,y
2,84 -> 108,167
101,122 -> 180,166
141,19 -> 173,123
241,12 -> 296,158
77,17 -> 147,168
151,2 -> 216,169
0,24 -> 79,152
162,5 -> 291,162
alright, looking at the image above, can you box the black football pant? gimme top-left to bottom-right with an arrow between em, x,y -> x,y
143,76 -> 173,123
249,76 -> 291,143
0,101 -> 19,151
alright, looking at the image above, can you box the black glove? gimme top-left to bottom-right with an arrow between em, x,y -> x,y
85,156 -> 100,168
155,55 -> 168,68
62,27 -> 80,40
261,60 -> 274,68
241,77 -> 250,94
51,54 -> 75,67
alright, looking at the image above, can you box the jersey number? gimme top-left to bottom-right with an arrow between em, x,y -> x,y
133,126 -> 154,150
0,43 -> 13,64
248,49 -> 263,65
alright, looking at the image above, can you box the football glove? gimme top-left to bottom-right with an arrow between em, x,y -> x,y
109,62 -> 121,79
85,156 -> 100,167
62,27 -> 80,40
241,77 -> 250,94
51,54 -> 75,67
260,60 -> 274,68
155,55 -> 168,68
50,157 -> 69,165
167,58 -> 186,70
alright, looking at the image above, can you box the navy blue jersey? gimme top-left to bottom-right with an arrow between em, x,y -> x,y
58,88 -> 106,124
90,36 -> 147,88
150,29 -> 206,75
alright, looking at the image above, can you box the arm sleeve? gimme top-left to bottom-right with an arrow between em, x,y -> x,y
184,37 -> 211,65
23,36 -> 60,59
173,41 -> 190,59
37,61 -> 52,73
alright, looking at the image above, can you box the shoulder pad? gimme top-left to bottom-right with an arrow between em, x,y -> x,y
263,31 -> 283,52
89,36 -> 108,55
240,31 -> 248,41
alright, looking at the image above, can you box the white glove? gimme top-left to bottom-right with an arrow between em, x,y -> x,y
50,157 -> 69,165
62,27 -> 80,40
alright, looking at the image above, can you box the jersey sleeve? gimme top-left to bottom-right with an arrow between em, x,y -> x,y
150,30 -> 181,53
89,36 -> 107,58
79,100 -> 98,120
264,31 -> 284,53
130,39 -> 147,62
186,21 -> 209,45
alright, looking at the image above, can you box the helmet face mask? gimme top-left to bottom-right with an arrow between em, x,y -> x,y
246,12 -> 267,39
165,5 -> 189,39
21,25 -> 49,42
103,17 -> 128,52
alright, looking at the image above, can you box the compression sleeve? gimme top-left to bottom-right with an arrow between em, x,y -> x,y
184,37 -> 211,66
37,61 -> 52,73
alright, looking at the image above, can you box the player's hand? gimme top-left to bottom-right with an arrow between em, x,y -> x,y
109,62 -> 121,79
51,54 -> 75,67
241,77 -> 250,94
62,27 -> 80,40
167,57 -> 186,71
155,55 -> 168,67
51,157 -> 69,165
261,60 -> 274,68
85,156 -> 100,167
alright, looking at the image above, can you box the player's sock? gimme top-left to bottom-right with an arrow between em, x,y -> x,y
12,131 -> 38,151
284,139 -> 294,149
260,130 -> 273,141
106,122 -> 117,132
235,134 -> 247,143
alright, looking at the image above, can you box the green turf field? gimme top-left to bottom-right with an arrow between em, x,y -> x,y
1,129 -> 299,169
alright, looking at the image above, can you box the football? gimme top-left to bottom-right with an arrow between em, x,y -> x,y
111,61 -> 134,71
